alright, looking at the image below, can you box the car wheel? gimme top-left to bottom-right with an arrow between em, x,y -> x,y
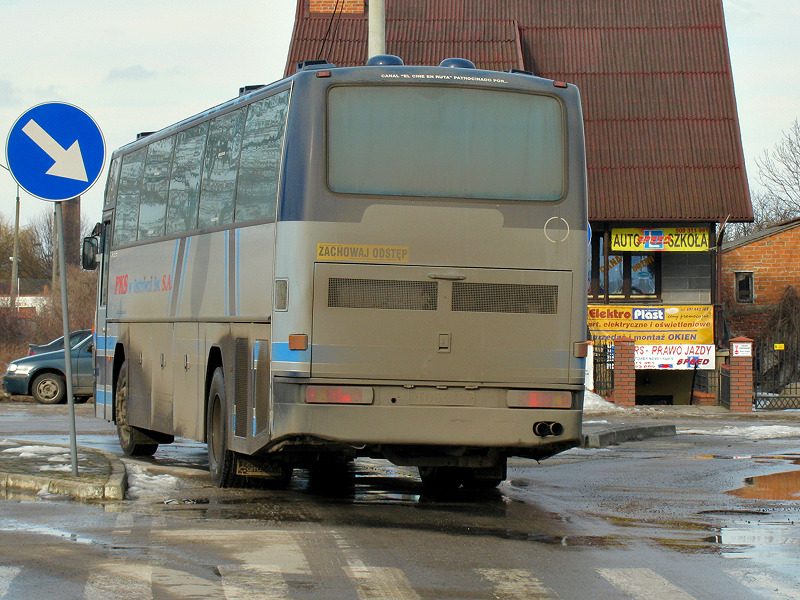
115,361 -> 158,457
31,373 -> 66,404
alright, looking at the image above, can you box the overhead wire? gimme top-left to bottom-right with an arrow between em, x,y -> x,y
316,0 -> 344,60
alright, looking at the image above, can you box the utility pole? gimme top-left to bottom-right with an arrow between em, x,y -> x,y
10,184 -> 20,310
0,163 -> 20,311
368,0 -> 385,58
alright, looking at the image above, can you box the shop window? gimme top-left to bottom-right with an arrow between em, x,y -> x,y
589,233 -> 660,301
735,272 -> 754,303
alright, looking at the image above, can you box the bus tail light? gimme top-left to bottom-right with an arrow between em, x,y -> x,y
305,386 -> 374,405
506,390 -> 572,409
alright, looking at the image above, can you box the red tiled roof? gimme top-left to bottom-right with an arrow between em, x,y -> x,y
285,0 -> 752,222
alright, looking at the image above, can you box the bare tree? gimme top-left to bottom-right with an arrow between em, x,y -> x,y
725,120 -> 800,241
757,119 -> 800,214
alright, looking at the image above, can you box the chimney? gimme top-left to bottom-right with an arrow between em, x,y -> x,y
309,1 -> 364,13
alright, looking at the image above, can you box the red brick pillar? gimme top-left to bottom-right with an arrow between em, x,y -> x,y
611,337 -> 636,408
729,337 -> 754,413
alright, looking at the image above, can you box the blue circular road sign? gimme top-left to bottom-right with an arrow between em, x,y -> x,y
5,102 -> 105,202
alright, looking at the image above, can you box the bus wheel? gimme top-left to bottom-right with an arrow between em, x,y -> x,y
418,466 -> 465,492
115,361 -> 158,457
207,367 -> 239,488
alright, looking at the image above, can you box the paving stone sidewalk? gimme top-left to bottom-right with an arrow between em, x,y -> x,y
0,439 -> 126,500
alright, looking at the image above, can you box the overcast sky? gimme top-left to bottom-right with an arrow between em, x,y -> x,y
1,0 -> 798,226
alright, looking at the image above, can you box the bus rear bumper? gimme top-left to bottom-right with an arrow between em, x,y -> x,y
270,402 -> 582,457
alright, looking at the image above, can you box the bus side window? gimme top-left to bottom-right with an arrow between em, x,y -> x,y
236,90 -> 290,223
104,157 -> 121,210
114,148 -> 146,246
167,122 -> 209,235
138,135 -> 175,240
198,109 -> 246,229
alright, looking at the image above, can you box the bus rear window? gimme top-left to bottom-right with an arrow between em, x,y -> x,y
327,86 -> 565,201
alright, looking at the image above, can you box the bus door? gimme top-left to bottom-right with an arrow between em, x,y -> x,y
95,219 -> 114,421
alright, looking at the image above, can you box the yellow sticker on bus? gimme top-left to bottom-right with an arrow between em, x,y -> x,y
316,243 -> 410,263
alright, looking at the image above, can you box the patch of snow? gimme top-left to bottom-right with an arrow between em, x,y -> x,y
47,455 -> 71,462
1,445 -> 73,456
124,462 -> 181,500
679,425 -> 800,440
584,391 -> 625,413
39,464 -> 73,472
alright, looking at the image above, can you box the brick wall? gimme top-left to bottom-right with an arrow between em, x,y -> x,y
721,223 -> 800,338
609,337 -> 636,408
310,0 -> 365,13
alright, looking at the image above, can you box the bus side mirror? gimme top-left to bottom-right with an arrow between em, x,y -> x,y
82,237 -> 99,271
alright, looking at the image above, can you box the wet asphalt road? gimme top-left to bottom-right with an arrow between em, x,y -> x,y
1,401 -> 800,599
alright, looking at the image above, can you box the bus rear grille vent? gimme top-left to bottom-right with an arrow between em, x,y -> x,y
328,278 -> 438,310
452,282 -> 558,314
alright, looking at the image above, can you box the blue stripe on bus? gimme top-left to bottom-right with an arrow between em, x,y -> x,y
236,229 -> 242,317
95,336 -> 118,351
272,343 -> 311,363
176,237 -> 190,312
169,239 -> 180,316
224,230 -> 230,317
95,388 -> 111,406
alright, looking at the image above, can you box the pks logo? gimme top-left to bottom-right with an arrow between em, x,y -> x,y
114,275 -> 128,294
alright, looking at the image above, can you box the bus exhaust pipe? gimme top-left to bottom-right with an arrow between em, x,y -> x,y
533,421 -> 564,437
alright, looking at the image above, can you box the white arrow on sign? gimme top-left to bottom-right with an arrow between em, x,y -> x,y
21,119 -> 88,182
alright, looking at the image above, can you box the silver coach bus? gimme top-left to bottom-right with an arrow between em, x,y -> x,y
83,56 -> 588,491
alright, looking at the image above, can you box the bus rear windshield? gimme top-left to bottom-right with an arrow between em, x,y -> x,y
327,85 -> 565,201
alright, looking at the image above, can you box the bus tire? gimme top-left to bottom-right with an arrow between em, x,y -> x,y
115,361 -> 158,457
207,367 -> 239,488
418,466 -> 465,492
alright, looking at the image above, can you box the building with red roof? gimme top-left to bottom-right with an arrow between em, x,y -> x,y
286,0 -> 753,404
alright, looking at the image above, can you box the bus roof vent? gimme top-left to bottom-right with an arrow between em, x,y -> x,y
507,68 -> 534,76
239,84 -> 265,96
366,54 -> 404,66
296,59 -> 336,72
439,58 -> 476,69
136,132 -> 155,140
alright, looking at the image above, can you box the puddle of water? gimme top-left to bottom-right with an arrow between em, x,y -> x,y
0,519 -> 99,546
714,522 -> 800,579
729,469 -> 800,501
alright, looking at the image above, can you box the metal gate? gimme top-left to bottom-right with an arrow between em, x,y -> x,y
592,339 -> 614,398
753,340 -> 800,410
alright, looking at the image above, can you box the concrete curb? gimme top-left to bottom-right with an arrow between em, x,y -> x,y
0,441 -> 127,501
582,424 -> 677,448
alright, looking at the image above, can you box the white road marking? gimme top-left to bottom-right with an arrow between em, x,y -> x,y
727,568 -> 800,600
597,568 -> 699,600
0,567 -> 22,598
332,532 -> 422,600
477,568 -> 558,600
218,564 -> 290,600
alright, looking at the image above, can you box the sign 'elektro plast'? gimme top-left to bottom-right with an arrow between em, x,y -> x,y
5,102 -> 105,202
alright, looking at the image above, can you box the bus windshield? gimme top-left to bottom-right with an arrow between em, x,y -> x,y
327,85 -> 565,201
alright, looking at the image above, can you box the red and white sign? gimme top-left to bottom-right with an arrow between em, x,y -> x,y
634,344 -> 716,370
732,342 -> 752,357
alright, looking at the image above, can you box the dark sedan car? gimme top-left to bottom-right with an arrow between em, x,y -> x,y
3,332 -> 94,404
28,329 -> 92,355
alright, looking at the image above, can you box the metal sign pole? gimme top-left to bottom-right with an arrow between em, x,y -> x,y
6,102 -> 105,478
55,202 -> 79,476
